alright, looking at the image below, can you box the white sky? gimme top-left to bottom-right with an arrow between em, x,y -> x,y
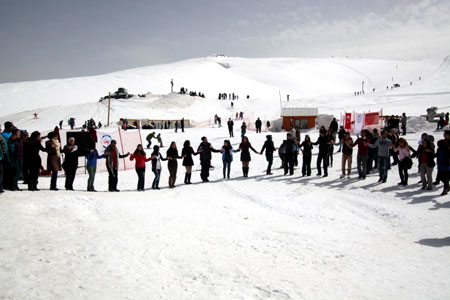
0,0 -> 449,82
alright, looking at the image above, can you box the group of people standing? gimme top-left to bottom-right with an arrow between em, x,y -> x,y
1,119 -> 449,196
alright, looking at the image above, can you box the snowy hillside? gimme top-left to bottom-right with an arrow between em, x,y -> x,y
1,56 -> 450,132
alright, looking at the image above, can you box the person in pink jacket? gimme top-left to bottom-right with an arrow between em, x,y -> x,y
393,138 -> 412,186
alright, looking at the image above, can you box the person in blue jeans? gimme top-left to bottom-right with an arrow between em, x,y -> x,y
220,140 -> 238,179
150,145 -> 167,189
367,130 -> 392,183
85,141 -> 105,191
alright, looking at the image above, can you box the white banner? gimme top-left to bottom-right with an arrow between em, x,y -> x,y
354,113 -> 365,135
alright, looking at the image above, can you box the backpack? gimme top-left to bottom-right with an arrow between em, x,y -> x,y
403,156 -> 413,169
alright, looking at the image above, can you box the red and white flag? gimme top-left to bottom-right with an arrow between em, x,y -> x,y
344,112 -> 352,130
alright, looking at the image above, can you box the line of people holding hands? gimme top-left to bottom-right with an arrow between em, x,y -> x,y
1,119 -> 449,196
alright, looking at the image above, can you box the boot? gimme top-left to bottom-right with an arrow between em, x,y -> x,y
169,177 -> 173,188
184,173 -> 188,184
245,167 -> 249,177
187,173 -> 192,184
172,177 -> 177,187
242,167 -> 246,177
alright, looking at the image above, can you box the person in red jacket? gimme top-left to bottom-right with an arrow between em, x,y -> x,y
130,144 -> 154,191
352,129 -> 370,179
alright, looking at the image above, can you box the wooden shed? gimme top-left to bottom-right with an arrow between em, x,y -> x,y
281,107 -> 318,130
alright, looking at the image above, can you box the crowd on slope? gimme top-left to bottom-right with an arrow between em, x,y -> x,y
0,118 -> 449,196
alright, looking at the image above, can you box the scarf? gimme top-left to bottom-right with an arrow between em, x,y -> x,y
53,138 -> 61,158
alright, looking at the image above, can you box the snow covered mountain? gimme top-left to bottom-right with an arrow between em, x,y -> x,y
1,55 -> 449,131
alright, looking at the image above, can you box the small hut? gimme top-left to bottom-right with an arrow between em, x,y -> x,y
281,107 -> 318,130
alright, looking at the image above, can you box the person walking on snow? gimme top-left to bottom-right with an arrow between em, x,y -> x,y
241,122 -> 247,138
401,113 -> 407,136
255,118 -> 262,133
227,118 -> 234,137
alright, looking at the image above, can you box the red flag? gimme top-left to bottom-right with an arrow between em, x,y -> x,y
364,112 -> 379,126
344,113 -> 352,129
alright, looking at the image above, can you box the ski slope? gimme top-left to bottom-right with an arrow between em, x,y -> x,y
1,55 -> 450,133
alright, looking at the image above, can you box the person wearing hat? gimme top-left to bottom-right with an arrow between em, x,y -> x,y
197,136 -> 220,182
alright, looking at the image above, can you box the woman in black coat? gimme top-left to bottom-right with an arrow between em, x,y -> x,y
23,131 -> 46,191
237,136 -> 258,177
181,140 -> 197,184
62,137 -> 82,190
166,141 -> 181,188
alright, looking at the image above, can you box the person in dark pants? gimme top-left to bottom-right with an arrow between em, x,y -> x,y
181,118 -> 185,132
197,137 -> 221,182
0,134 -> 9,193
282,133 -> 296,175
337,126 -> 346,152
227,118 -> 234,137
329,118 -> 338,133
255,118 -> 262,133
166,142 -> 182,188
105,140 -> 130,192
45,132 -> 62,190
237,136 -> 258,177
300,135 -> 313,176
151,145 -> 167,189
260,135 -> 276,175
181,140 -> 197,184
130,144 -> 153,191
62,137 -> 82,191
8,129 -> 23,190
435,139 -> 450,195
313,130 -> 331,177
220,140 -> 238,179
23,131 -> 45,191
393,138 -> 412,185
85,141 -> 105,192
401,113 -> 407,135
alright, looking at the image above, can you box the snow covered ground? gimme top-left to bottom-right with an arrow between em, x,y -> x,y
0,56 -> 450,299
1,126 -> 449,300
